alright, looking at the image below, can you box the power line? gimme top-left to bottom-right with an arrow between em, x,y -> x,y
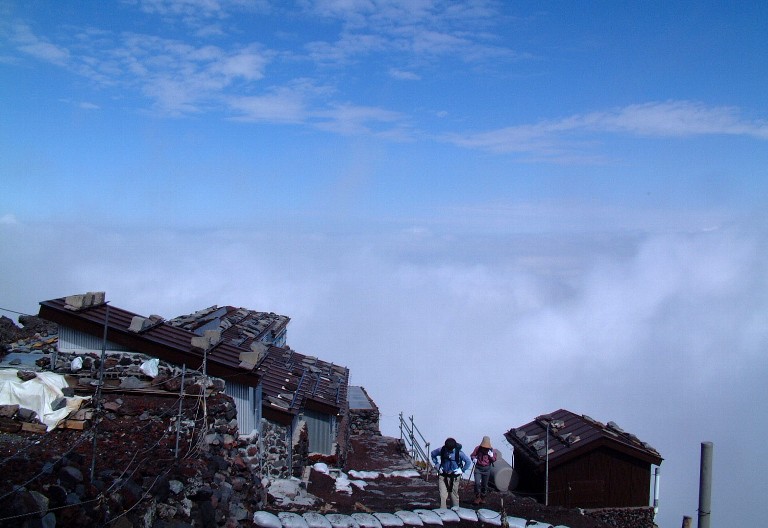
0,306 -> 35,317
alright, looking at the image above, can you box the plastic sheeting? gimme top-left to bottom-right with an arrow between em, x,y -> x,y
0,369 -> 89,431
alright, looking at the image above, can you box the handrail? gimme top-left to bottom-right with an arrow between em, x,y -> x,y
399,412 -> 431,476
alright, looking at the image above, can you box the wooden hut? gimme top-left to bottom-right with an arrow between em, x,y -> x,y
504,409 -> 662,508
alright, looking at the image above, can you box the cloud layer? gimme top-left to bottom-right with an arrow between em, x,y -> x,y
2,218 -> 766,527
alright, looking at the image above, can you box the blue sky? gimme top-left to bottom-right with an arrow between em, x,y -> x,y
1,2 -> 768,527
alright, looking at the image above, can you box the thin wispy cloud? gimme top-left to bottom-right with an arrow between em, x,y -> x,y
228,90 -> 308,123
11,23 -> 70,65
312,102 -> 407,135
445,101 -> 768,158
388,68 -> 420,80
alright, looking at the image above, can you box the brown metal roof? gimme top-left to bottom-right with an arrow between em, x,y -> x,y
38,296 -> 348,419
166,305 -> 290,349
504,409 -> 662,468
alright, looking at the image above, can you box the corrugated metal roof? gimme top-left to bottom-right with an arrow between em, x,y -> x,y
166,305 -> 289,349
38,296 -> 348,419
504,409 -> 662,468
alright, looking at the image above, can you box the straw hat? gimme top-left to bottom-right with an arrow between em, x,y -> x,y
480,436 -> 492,448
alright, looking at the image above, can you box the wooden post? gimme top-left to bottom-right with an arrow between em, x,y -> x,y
681,515 -> 692,528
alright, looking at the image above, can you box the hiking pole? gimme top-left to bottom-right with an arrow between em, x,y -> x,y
464,460 -> 477,495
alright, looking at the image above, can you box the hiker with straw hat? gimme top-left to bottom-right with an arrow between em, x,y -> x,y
470,436 -> 497,505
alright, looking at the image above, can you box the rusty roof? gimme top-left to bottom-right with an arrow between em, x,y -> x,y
38,295 -> 348,420
166,305 -> 289,349
504,409 -> 662,468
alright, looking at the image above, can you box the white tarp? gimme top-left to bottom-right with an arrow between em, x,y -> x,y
0,369 -> 88,431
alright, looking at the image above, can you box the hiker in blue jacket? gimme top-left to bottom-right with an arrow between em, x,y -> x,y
430,437 -> 471,509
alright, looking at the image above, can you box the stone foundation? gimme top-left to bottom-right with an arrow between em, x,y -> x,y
585,506 -> 657,528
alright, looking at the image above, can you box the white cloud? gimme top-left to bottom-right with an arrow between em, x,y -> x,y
1,215 -> 766,527
312,102 -> 406,135
228,90 -> 307,122
11,23 -> 70,66
445,101 -> 768,158
388,68 -> 420,80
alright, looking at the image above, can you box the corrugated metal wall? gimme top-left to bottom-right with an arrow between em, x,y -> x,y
58,326 -> 131,352
226,381 -> 261,436
303,409 -> 334,454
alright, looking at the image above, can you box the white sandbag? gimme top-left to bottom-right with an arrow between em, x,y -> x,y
139,358 -> 159,377
432,509 -> 460,523
351,513 -> 381,528
452,507 -> 477,522
71,356 -> 83,372
394,511 -> 423,526
303,512 -> 333,528
279,512 -> 309,528
313,462 -> 330,474
505,516 -> 528,528
413,510 -> 443,526
525,522 -> 553,528
373,513 -> 403,527
326,514 -> 360,528
253,511 -> 282,528
476,510 -> 501,526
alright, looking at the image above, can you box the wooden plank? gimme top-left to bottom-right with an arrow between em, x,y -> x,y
21,422 -> 48,434
60,420 -> 89,430
70,409 -> 94,420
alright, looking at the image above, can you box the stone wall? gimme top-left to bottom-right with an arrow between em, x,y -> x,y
260,419 -> 293,480
348,387 -> 380,436
292,420 -> 310,477
585,506 -> 657,528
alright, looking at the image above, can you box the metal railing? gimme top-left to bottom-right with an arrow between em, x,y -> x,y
399,412 -> 430,474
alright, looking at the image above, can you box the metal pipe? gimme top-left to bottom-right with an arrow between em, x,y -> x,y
698,442 -> 713,528
174,364 -> 186,459
89,303 -> 110,482
653,466 -> 661,513
545,421 -> 550,506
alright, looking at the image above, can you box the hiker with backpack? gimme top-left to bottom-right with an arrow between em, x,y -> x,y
470,435 -> 497,505
430,437 -> 472,509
